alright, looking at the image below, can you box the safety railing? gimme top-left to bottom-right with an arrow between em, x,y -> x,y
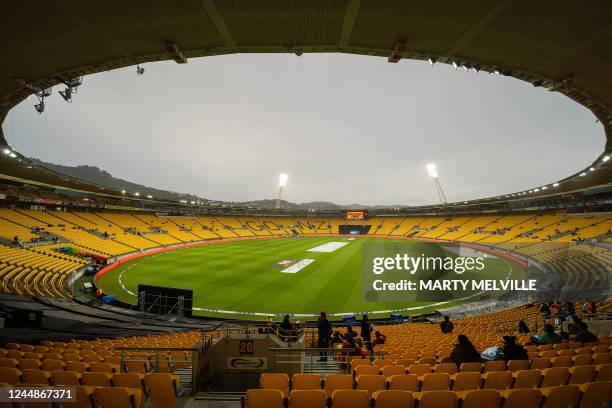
268,347 -> 356,374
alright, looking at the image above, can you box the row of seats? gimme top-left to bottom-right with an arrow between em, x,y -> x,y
0,371 -> 178,408
245,382 -> 611,408
259,365 -> 612,397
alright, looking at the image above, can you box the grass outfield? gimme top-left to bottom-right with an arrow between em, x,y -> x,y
96,236 -> 526,319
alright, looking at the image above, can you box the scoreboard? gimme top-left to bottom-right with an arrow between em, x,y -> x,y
345,211 -> 365,220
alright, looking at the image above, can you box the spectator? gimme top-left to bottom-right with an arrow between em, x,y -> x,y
331,332 -> 344,345
360,314 -> 373,342
372,331 -> 387,345
440,315 -> 454,334
540,302 -> 551,317
588,302 -> 597,317
345,325 -> 357,341
317,311 -> 333,361
517,320 -> 530,334
279,314 -> 294,341
451,335 -> 481,369
501,335 -> 528,362
536,324 -> 562,345
573,322 -> 597,343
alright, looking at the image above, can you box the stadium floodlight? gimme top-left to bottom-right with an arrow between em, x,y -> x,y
603,155 -> 610,162
553,182 -> 560,187
146,195 -> 153,199
134,192 -> 140,196
121,190 -> 126,194
276,173 -> 288,208
426,163 -> 438,179
426,163 -> 447,205
9,152 -> 16,158
589,167 -> 595,171
3,148 -> 10,155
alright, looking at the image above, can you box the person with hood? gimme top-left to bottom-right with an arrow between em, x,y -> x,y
451,334 -> 481,368
501,335 -> 528,362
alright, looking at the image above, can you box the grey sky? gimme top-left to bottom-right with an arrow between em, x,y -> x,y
2,53 -> 604,206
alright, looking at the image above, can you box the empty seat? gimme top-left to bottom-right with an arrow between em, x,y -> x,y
421,373 -> 450,391
144,373 -> 179,408
408,363 -> 432,376
530,358 -> 551,370
331,389 -> 369,408
381,365 -> 405,378
417,390 -> 457,408
59,385 -> 94,408
17,359 -> 41,370
324,375 -> 353,398
65,362 -> 88,373
93,387 -> 142,408
41,359 -> 64,372
387,374 -> 418,392
484,360 -> 506,372
292,374 -> 321,390
0,358 -> 17,369
572,354 -> 592,366
592,353 -> 611,365
372,390 -> 413,408
460,362 -> 482,373
81,372 -> 112,387
512,369 -> 542,389
551,356 -> 573,368
502,388 -> 541,408
0,367 -> 21,385
21,369 -> 50,385
354,365 -> 379,377
462,389 -> 500,408
541,385 -> 580,408
289,389 -> 326,408
452,372 -> 482,391
595,364 -> 612,381
113,372 -> 145,395
245,389 -> 284,408
51,370 -> 80,386
434,363 -> 458,375
482,371 -> 512,390
260,373 -> 289,397
578,381 -> 612,408
541,367 -> 570,387
568,365 -> 596,385
355,374 -> 385,395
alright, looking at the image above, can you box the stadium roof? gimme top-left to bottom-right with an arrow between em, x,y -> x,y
0,0 -> 610,206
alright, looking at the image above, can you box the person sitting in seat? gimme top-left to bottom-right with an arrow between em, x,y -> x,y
372,331 -> 387,345
535,324 -> 562,345
440,315 -> 454,334
502,335 -> 528,362
451,334 -> 481,368
517,320 -> 530,334
279,314 -> 294,341
572,322 -> 597,343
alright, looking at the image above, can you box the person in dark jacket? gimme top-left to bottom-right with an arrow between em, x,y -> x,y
451,335 -> 481,369
317,311 -> 333,361
573,322 -> 598,343
517,320 -> 530,334
440,315 -> 454,334
360,314 -> 373,342
279,314 -> 294,341
502,335 -> 528,362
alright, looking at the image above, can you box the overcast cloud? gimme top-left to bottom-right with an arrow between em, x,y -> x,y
2,53 -> 604,206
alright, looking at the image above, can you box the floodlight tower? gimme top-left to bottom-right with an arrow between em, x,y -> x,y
277,173 -> 288,209
426,163 -> 447,205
